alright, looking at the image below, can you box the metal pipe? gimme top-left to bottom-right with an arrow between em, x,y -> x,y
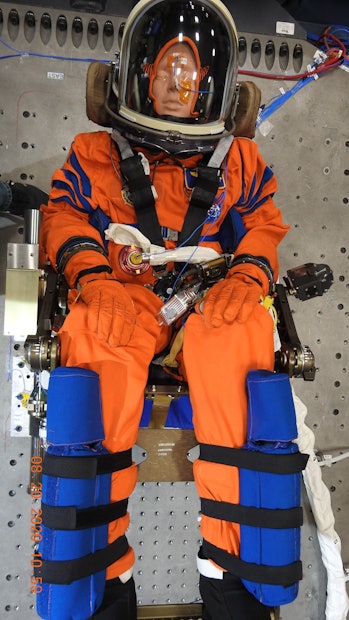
24,208 -> 41,244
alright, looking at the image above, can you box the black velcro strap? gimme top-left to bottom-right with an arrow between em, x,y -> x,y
43,449 -> 132,479
199,443 -> 309,475
179,164 -> 221,247
75,265 -> 112,287
41,498 -> 128,530
56,236 -> 108,274
201,498 -> 303,529
35,534 -> 129,585
120,156 -> 155,211
202,540 -> 303,586
120,156 -> 164,247
190,164 -> 221,211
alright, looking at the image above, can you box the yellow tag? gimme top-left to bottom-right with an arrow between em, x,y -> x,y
261,295 -> 278,327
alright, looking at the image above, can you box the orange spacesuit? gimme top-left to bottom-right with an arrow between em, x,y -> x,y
40,130 -> 289,578
39,1 -> 290,618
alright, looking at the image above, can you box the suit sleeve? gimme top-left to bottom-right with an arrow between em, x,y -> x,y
229,139 -> 290,282
40,133 -> 112,287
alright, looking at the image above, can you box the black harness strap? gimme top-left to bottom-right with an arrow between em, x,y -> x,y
41,498 -> 128,530
179,135 -> 234,246
178,163 -> 221,246
35,535 -> 129,585
119,155 -> 165,247
42,448 -> 132,479
200,497 -> 303,529
202,540 -> 303,586
199,443 -> 309,475
112,128 -> 164,246
111,129 -> 233,248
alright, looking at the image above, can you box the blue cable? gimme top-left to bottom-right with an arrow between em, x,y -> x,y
0,35 -> 109,63
258,23 -> 348,127
164,214 -> 215,301
257,75 -> 315,127
163,164 -> 227,300
0,53 -> 22,60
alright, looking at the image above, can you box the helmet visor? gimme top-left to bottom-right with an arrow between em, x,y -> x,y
117,0 -> 238,136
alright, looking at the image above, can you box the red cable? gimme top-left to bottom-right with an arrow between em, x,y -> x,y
237,25 -> 346,81
238,60 -> 342,81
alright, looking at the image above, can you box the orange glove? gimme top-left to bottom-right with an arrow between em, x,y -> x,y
202,262 -> 270,328
79,278 -> 136,347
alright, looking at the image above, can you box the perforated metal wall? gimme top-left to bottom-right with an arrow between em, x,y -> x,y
0,2 -> 348,619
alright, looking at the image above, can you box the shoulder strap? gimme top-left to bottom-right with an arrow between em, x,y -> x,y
112,129 -> 165,247
178,136 -> 233,246
112,129 -> 233,248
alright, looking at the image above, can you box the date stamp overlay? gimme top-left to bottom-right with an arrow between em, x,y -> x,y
30,456 -> 43,595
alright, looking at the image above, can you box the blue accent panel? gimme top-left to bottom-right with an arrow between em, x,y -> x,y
246,194 -> 270,213
69,150 -> 92,198
246,173 -> 257,208
139,397 -> 194,429
140,399 -> 153,428
218,207 -> 247,252
38,447 -> 110,619
236,166 -> 275,215
261,165 -> 274,185
247,168 -> 274,214
36,368 -> 109,620
198,232 -> 219,243
240,370 -> 302,607
51,191 -> 85,213
236,158 -> 246,206
184,168 -> 198,190
240,445 -> 301,606
46,367 -> 104,446
89,208 -> 112,251
52,179 -> 88,214
165,396 -> 193,429
245,370 -> 297,443
62,169 -> 94,214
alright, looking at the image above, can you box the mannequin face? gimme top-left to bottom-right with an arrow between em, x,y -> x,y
151,42 -> 198,117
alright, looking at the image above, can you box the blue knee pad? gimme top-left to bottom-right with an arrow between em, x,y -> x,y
199,370 -> 308,609
239,370 -> 304,606
35,367 -> 130,620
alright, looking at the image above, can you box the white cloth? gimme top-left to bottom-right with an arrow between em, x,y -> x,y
105,223 -> 221,265
293,389 -> 349,620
